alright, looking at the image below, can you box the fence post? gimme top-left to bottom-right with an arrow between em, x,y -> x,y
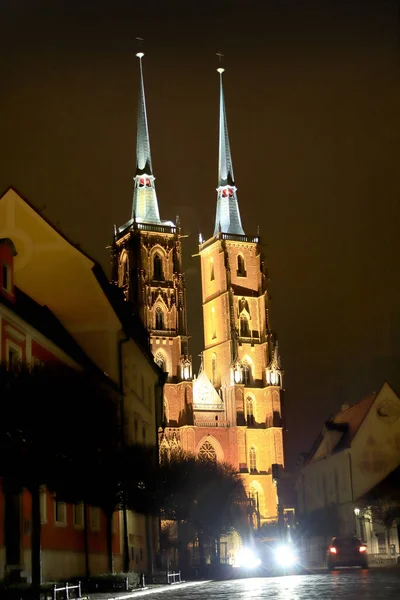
52,583 -> 57,600
66,582 -> 70,600
125,576 -> 129,591
78,581 -> 82,598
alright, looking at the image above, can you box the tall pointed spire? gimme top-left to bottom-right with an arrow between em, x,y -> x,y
131,52 -> 161,224
213,66 -> 245,236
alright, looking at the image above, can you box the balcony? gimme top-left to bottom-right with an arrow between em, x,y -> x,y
194,419 -> 229,428
193,402 -> 224,411
199,232 -> 259,251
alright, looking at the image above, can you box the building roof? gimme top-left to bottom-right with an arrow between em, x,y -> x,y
306,392 -> 377,463
214,69 -> 245,237
0,186 -> 162,380
131,53 -> 161,225
0,285 -> 119,390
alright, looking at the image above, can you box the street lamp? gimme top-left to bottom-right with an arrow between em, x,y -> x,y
354,507 -> 361,538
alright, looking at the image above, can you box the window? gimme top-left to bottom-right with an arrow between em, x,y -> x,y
237,255 -> 246,277
155,352 -> 165,371
2,263 -> 11,292
134,419 -> 138,440
242,361 -> 251,385
210,258 -> 215,281
118,252 -> 129,288
246,396 -> 255,426
74,503 -> 84,528
7,342 -> 21,367
55,500 -> 66,525
153,253 -> 164,280
155,307 -> 165,330
249,447 -> 257,472
90,507 -> 100,532
142,425 -> 147,444
198,440 -> 217,461
40,487 -> 47,524
240,315 -> 251,337
211,306 -> 216,340
211,353 -> 217,385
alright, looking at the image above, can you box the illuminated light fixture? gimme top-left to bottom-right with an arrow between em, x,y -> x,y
354,508 -> 360,516
359,546 -> 367,553
234,547 -> 261,569
234,368 -> 242,384
274,544 -> 297,568
329,547 -> 337,554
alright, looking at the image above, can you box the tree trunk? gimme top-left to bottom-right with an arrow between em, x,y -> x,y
123,508 -> 130,572
84,502 -> 90,578
31,483 -> 42,589
198,531 -> 206,573
4,479 -> 22,573
106,510 -> 114,574
386,527 -> 392,555
145,515 -> 154,577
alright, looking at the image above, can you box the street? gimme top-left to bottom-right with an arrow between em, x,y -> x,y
142,570 -> 400,600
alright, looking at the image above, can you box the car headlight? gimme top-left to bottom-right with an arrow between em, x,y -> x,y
274,544 -> 297,567
235,547 -> 261,569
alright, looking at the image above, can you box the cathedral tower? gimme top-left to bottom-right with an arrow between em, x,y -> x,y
194,67 -> 285,524
112,53 -> 192,389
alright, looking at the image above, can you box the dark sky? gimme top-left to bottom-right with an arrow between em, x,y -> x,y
1,0 -> 400,467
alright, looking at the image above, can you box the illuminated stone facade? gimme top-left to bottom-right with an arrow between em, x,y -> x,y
114,56 -> 285,525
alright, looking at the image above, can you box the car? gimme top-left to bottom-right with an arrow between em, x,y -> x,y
327,536 -> 368,570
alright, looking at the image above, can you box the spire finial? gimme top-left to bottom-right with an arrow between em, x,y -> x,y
216,51 -> 225,74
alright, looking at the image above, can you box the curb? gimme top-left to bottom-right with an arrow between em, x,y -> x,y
88,580 -> 212,600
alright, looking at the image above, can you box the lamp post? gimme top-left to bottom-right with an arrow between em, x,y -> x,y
354,507 -> 360,539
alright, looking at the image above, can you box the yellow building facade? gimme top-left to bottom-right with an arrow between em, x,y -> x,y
113,57 -> 285,526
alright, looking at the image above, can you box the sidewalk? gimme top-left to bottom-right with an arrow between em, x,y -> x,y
87,580 -> 211,600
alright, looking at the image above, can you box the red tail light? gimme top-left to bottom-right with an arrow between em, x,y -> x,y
359,546 -> 367,553
329,547 -> 337,554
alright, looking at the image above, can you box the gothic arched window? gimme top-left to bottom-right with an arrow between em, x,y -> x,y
119,252 -> 129,288
211,306 -> 216,340
153,253 -> 164,281
246,396 -> 255,426
243,361 -> 251,385
249,447 -> 257,472
198,440 -> 217,461
155,351 -> 165,371
237,254 -> 246,277
210,257 -> 215,281
240,315 -> 251,338
211,353 -> 217,385
155,307 -> 165,330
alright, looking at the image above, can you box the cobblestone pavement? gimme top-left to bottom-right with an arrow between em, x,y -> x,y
125,569 -> 400,600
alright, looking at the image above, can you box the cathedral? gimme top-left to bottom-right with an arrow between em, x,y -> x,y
112,54 -> 285,526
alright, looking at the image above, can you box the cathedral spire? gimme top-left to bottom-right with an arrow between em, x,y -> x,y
131,52 -> 161,224
213,66 -> 245,236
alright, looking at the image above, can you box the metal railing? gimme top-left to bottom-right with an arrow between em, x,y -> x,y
136,223 -> 177,235
52,581 -> 81,600
193,402 -> 224,411
199,232 -> 259,251
166,570 -> 181,584
194,420 -> 229,428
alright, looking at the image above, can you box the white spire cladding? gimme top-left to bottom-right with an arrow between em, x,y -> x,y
131,52 -> 161,224
213,67 -> 245,236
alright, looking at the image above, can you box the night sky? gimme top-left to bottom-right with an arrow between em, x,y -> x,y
1,1 -> 400,467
